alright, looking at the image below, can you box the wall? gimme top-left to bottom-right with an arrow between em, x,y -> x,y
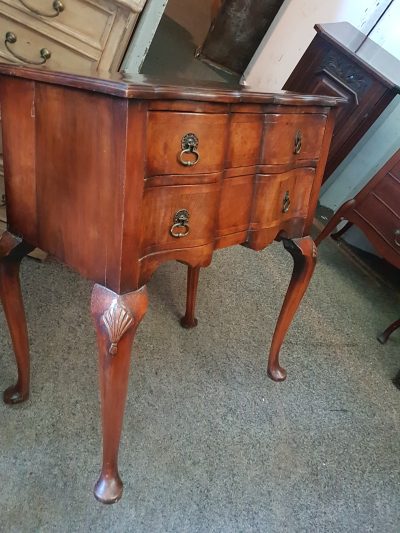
242,0 -> 392,90
366,0 -> 400,56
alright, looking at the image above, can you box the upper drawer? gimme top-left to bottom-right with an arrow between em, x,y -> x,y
261,113 -> 327,165
0,0 -> 119,51
146,111 -> 229,177
226,113 -> 263,168
0,15 -> 98,70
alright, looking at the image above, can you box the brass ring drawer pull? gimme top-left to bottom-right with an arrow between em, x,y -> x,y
18,0 -> 65,18
395,229 -> 400,247
5,32 -> 51,65
294,130 -> 302,155
282,191 -> 291,213
170,209 -> 190,238
178,133 -> 200,167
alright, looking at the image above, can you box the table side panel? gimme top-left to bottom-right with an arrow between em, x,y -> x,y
34,84 -> 129,286
0,76 -> 37,243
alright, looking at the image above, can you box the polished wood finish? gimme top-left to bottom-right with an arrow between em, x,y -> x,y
267,236 -> 317,381
0,231 -> 33,403
0,0 -> 147,259
91,283 -> 148,504
180,266 -> 200,329
146,112 -> 228,176
0,63 -> 341,502
284,22 -> 400,182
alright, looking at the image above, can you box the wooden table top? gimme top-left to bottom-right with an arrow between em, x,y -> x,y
0,62 -> 344,105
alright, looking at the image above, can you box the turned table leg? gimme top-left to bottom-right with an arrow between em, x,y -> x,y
180,265 -> 200,329
0,231 -> 33,404
91,283 -> 148,504
267,236 -> 317,381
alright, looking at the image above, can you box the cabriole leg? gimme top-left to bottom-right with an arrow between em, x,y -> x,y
315,199 -> 355,246
377,319 -> 400,345
267,236 -> 317,381
180,265 -> 200,329
0,231 -> 33,404
91,283 -> 148,504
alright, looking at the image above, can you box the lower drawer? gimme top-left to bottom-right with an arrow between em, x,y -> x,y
251,167 -> 315,231
140,183 -> 219,256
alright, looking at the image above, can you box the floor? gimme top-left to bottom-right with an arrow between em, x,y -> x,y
141,0 -> 239,83
0,236 -> 399,532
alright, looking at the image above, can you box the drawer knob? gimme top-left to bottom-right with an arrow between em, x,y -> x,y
170,209 -> 190,238
178,133 -> 200,167
294,130 -> 302,155
5,32 -> 51,65
395,229 -> 400,247
282,191 -> 291,213
18,0 -> 65,18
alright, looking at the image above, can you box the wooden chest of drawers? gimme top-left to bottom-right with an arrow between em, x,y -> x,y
316,148 -> 400,270
284,22 -> 400,183
315,148 -> 400,345
0,0 -> 146,71
0,63 -> 341,503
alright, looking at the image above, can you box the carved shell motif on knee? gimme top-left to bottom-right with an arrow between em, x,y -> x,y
102,300 -> 134,355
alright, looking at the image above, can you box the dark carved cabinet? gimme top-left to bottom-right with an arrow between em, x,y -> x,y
284,22 -> 400,182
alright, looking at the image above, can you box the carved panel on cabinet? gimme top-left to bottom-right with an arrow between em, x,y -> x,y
319,51 -> 372,96
283,23 -> 399,182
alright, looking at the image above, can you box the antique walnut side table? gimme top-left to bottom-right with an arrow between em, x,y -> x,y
0,64 -> 341,503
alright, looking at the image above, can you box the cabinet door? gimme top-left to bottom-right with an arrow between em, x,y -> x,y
306,69 -> 357,128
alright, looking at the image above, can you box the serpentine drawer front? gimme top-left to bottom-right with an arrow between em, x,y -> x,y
252,168 -> 316,231
261,113 -> 327,165
140,183 -> 220,255
146,112 -> 229,176
0,64 -> 342,504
